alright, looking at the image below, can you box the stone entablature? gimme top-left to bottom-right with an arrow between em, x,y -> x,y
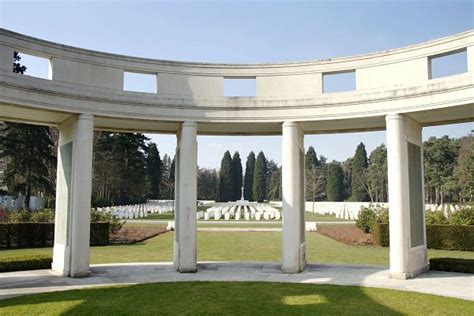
0,29 -> 472,134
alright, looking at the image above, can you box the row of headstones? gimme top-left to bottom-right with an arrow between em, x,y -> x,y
425,204 -> 468,217
199,203 -> 281,221
306,202 -> 466,221
95,200 -> 174,219
300,202 -> 382,220
305,202 -> 386,220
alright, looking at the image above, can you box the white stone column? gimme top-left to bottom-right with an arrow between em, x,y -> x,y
467,46 -> 474,73
52,114 -> 94,277
174,121 -> 198,272
386,113 -> 428,279
281,121 -> 306,273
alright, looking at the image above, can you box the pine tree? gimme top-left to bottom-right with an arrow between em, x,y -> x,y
0,123 -> 54,210
231,151 -> 243,200
92,132 -> 149,205
218,151 -> 233,202
145,143 -> 162,199
327,162 -> 344,201
365,145 -> 388,202
170,155 -> 176,199
305,146 -> 319,202
350,142 -> 369,201
267,166 -> 282,201
265,159 -> 279,199
244,151 -> 255,201
197,168 -> 219,200
454,135 -> 473,203
253,151 -> 267,202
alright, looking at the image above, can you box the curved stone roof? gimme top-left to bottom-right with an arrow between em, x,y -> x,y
0,28 -> 472,134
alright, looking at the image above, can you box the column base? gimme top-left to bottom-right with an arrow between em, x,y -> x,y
51,264 -> 91,278
178,266 -> 197,273
281,264 -> 306,274
70,270 -> 91,278
389,264 -> 429,280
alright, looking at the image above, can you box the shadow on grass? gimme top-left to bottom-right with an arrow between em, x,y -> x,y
1,281 -> 472,315
0,282 -> 405,315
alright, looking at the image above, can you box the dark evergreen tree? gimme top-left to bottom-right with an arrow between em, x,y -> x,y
265,159 -> 279,199
145,143 -> 161,199
342,158 -> 352,200
231,151 -> 243,200
0,123 -> 54,210
253,151 -> 267,202
424,136 -> 459,204
243,151 -> 255,201
305,146 -> 319,202
92,132 -> 149,206
159,154 -> 175,200
218,151 -> 233,202
267,166 -> 282,201
365,144 -> 388,202
454,135 -> 473,203
169,155 -> 176,199
327,161 -> 344,201
350,142 -> 369,201
197,168 -> 219,200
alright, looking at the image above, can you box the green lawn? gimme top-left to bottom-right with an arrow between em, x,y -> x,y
305,212 -> 350,222
0,282 -> 472,315
1,231 -> 473,266
197,222 -> 282,228
140,212 -> 174,220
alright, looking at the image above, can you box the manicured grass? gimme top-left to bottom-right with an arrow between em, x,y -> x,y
0,282 -> 472,315
140,212 -> 174,220
197,222 -> 282,228
1,231 -> 473,266
305,212 -> 350,222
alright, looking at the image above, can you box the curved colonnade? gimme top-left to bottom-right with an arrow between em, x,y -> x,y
0,29 -> 472,279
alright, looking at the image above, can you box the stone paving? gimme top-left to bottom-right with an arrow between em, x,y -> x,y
0,262 -> 472,301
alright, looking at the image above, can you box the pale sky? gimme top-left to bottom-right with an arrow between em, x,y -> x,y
1,1 -> 472,168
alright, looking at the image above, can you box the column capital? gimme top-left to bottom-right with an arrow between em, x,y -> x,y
385,113 -> 403,122
77,113 -> 94,121
282,121 -> 299,128
182,121 -> 198,128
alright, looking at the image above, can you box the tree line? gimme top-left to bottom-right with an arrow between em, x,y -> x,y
1,124 -> 472,209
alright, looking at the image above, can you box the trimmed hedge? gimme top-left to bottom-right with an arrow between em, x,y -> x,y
0,222 -> 109,249
429,258 -> 474,274
0,255 -> 52,272
373,223 -> 474,251
372,223 -> 390,247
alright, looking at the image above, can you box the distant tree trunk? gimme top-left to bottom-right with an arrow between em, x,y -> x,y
25,185 -> 31,211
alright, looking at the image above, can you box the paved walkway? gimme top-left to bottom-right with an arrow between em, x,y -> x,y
0,262 -> 472,301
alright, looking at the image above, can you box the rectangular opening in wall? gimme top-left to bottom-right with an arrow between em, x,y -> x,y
429,49 -> 467,79
123,71 -> 157,93
323,70 -> 355,93
13,51 -> 51,79
224,77 -> 256,97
